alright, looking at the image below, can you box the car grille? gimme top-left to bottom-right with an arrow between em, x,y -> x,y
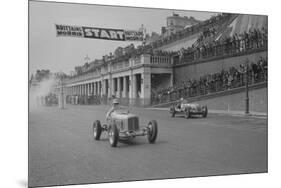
128,117 -> 139,131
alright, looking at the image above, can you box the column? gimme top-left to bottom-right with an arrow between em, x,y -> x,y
123,76 -> 128,98
117,77 -> 121,98
82,84 -> 85,95
134,74 -> 137,99
96,82 -> 99,95
129,73 -> 136,100
108,74 -> 112,98
141,70 -> 151,106
99,81 -> 102,95
84,84 -> 87,96
120,77 -> 123,98
105,79 -> 109,97
93,82 -> 96,95
112,78 -> 116,97
89,83 -> 92,95
93,82 -> 95,95
101,80 -> 105,96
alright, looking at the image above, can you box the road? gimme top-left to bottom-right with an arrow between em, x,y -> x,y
28,105 -> 267,187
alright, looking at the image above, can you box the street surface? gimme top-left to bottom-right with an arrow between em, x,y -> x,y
29,105 -> 267,187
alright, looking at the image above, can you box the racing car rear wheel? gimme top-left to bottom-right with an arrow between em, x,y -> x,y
185,108 -> 190,119
93,120 -> 102,140
202,106 -> 208,118
170,107 -> 175,117
108,123 -> 119,147
147,120 -> 158,143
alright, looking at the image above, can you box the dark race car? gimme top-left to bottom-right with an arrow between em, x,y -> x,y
92,108 -> 158,147
170,99 -> 208,119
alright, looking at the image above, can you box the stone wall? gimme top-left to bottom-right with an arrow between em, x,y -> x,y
153,82 -> 267,113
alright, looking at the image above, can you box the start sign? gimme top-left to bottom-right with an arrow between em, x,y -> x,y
55,24 -> 144,42
82,27 -> 125,41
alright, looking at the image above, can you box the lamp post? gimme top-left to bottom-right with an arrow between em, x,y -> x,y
245,59 -> 249,114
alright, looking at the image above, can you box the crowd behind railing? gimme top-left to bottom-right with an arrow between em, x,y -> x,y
151,57 -> 267,105
175,27 -> 268,65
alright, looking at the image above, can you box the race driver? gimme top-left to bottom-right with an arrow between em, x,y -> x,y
106,98 -> 120,120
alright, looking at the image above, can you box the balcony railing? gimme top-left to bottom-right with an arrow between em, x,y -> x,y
66,71 -> 101,84
131,57 -> 141,66
150,55 -> 171,64
112,60 -> 130,71
66,54 -> 173,83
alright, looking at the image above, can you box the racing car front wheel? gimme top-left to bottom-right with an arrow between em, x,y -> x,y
202,106 -> 208,118
108,123 -> 119,147
147,120 -> 158,143
185,108 -> 190,119
93,120 -> 102,140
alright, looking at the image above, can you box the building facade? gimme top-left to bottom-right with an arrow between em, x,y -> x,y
164,13 -> 201,36
60,54 -> 173,106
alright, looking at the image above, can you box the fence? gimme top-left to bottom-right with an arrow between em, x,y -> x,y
174,37 -> 268,65
151,70 -> 267,105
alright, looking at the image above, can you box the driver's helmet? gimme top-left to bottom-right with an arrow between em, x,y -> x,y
180,98 -> 184,101
112,98 -> 119,105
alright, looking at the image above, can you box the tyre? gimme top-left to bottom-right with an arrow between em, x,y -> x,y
93,120 -> 102,140
185,108 -> 190,119
202,106 -> 208,118
108,123 -> 119,147
147,120 -> 158,143
170,107 -> 175,117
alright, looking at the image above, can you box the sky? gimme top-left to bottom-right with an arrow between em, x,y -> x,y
29,1 -> 216,77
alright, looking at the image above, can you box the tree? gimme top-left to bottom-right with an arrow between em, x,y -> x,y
114,46 -> 123,58
34,69 -> 51,81
74,66 -> 83,75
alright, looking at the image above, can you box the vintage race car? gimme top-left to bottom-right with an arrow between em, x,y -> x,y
170,100 -> 208,118
92,108 -> 158,147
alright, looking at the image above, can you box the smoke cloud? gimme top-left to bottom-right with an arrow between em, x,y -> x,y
29,75 -> 57,111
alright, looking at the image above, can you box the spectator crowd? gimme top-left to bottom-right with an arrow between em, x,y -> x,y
175,27 -> 267,64
152,56 -> 267,104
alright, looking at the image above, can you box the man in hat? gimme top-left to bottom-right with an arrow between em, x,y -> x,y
106,98 -> 120,120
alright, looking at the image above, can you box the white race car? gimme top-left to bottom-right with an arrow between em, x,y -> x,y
93,108 -> 158,147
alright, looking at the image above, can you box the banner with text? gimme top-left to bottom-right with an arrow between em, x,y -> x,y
55,24 -> 144,41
